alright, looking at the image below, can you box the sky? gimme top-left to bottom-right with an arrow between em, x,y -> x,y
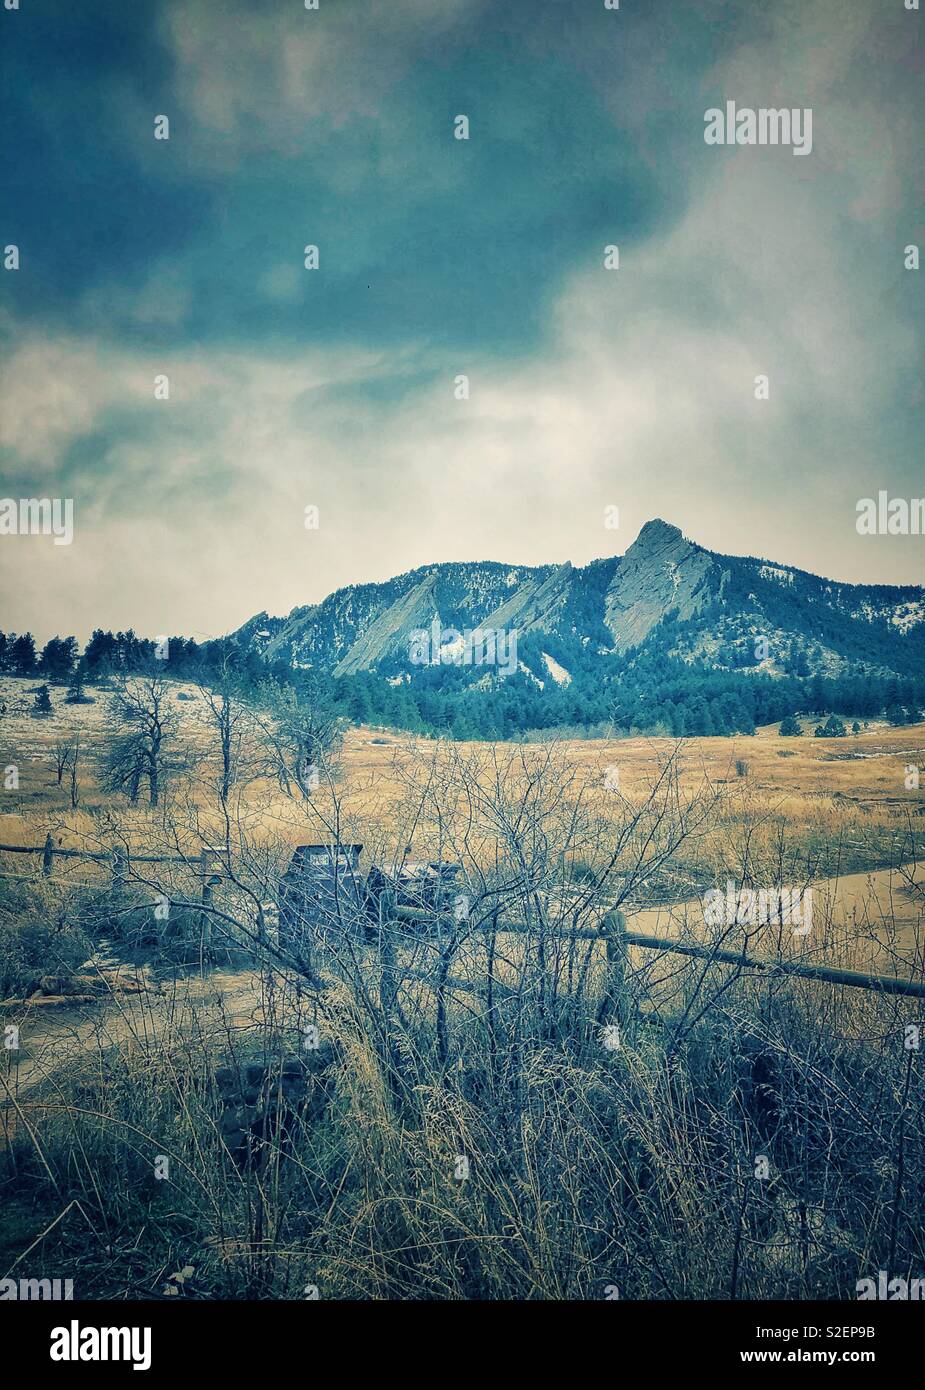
1,0 -> 922,644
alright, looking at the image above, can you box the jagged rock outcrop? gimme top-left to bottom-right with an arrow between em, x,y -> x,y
481,562 -> 573,635
604,519 -> 716,651
334,572 -> 440,676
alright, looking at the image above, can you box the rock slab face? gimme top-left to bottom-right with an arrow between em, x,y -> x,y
480,562 -> 574,637
604,519 -> 716,652
232,516 -> 925,682
334,573 -> 439,676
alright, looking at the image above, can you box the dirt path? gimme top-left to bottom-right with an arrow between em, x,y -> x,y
624,862 -> 924,977
2,952 -> 268,1106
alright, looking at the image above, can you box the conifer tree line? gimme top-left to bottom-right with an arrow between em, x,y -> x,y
2,621 -> 921,741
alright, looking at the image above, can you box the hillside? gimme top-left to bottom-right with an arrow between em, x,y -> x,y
236,518 -> 924,681
4,522 -> 921,746
230,519 -> 925,739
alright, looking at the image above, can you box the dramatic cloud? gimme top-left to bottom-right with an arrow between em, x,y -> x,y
0,0 -> 921,641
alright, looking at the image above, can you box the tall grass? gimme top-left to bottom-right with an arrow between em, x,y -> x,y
1,716 -> 922,1300
3,924 -> 922,1300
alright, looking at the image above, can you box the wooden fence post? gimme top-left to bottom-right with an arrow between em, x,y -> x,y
199,849 -> 216,953
42,834 -> 54,877
377,890 -> 403,1100
599,908 -> 629,1034
485,908 -> 500,1066
378,889 -> 397,1022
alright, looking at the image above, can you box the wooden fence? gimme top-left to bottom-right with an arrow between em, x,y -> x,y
392,903 -> 925,1002
2,840 -> 924,1002
0,837 -> 212,900
0,837 -> 188,874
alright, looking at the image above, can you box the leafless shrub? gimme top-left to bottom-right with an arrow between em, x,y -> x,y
3,716 -> 922,1301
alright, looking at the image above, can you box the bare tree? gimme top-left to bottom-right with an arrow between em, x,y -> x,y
51,737 -> 72,787
69,732 -> 81,808
103,671 -> 178,807
197,656 -> 259,810
253,676 -> 343,801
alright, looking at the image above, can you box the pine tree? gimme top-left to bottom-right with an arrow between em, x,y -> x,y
66,657 -> 90,704
85,629 -> 118,678
11,633 -> 37,675
39,636 -> 78,682
33,684 -> 53,717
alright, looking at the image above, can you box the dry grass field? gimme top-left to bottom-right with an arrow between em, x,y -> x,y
1,674 -> 924,1301
2,673 -> 923,976
3,673 -> 923,846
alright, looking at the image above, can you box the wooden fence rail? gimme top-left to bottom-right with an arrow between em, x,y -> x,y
2,840 -> 923,1002
0,838 -> 191,874
0,839 -> 209,920
393,905 -> 925,1002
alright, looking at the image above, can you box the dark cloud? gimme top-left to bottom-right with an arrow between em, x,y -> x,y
0,0 -> 922,641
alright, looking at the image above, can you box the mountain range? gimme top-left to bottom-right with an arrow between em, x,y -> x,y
234,519 -> 924,692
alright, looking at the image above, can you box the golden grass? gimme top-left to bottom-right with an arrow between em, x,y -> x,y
2,690 -> 923,855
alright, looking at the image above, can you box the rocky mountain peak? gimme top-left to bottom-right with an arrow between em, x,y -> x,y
233,517 -> 924,689
632,518 -> 685,550
604,519 -> 714,651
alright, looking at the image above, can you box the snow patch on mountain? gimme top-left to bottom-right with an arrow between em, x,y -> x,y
542,652 -> 571,686
892,600 -> 925,632
759,564 -> 794,585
